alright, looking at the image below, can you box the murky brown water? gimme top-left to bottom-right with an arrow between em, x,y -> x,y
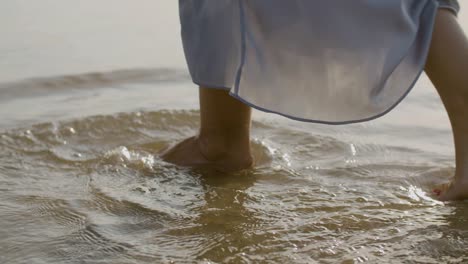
2,1 -> 468,263
1,105 -> 468,263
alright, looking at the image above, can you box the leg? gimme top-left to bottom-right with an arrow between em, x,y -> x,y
161,87 -> 253,172
425,10 -> 468,200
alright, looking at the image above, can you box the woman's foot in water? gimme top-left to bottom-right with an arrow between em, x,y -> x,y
425,10 -> 468,201
160,135 -> 254,172
161,87 -> 254,172
434,176 -> 468,201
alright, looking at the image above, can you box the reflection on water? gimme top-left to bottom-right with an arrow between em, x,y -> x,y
1,110 -> 467,263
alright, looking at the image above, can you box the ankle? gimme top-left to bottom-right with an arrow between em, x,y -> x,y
197,133 -> 252,162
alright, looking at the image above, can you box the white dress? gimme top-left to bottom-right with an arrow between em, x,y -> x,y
179,0 -> 460,124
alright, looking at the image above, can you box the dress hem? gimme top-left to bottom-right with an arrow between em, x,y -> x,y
191,1 -> 441,126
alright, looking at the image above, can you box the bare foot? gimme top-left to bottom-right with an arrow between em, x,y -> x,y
433,178 -> 468,201
160,136 -> 254,172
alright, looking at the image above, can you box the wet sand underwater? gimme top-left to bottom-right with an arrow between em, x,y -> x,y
1,1 -> 468,263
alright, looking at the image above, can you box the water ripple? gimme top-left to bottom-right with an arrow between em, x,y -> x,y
0,110 -> 466,263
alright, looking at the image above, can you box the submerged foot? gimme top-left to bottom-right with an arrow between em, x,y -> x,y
160,136 -> 254,172
433,178 -> 468,201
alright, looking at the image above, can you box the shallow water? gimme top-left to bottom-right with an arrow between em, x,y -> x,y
2,1 -> 468,263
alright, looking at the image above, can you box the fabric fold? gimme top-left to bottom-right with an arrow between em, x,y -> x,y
179,0 -> 459,124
